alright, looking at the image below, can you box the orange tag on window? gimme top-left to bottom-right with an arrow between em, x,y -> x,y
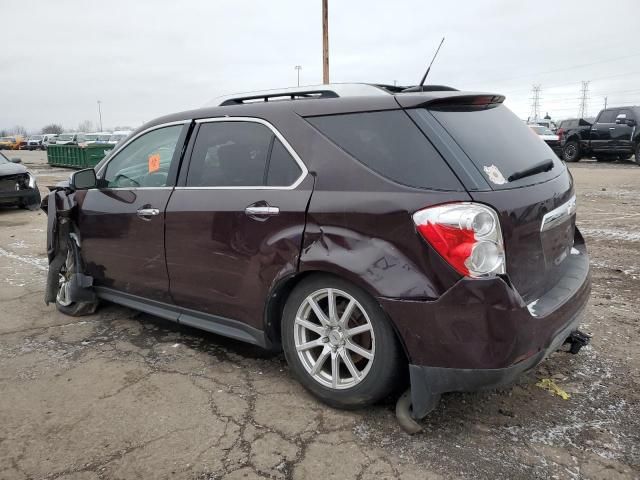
148,153 -> 160,173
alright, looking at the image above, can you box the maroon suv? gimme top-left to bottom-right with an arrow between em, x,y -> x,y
44,84 -> 591,430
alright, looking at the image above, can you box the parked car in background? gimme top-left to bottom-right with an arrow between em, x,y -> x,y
96,133 -> 112,144
79,133 -> 109,146
0,151 -> 40,209
529,125 -> 562,156
55,133 -> 85,145
25,134 -> 56,150
43,134 -> 58,148
107,131 -> 131,145
561,107 -> 639,164
44,84 -> 591,431
0,136 -> 24,150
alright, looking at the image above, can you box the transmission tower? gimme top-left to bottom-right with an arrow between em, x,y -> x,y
578,81 -> 590,118
529,84 -> 542,122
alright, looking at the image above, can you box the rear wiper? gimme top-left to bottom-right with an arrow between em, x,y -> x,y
507,159 -> 554,182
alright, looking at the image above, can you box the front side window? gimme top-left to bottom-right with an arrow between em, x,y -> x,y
103,125 -> 182,188
597,110 -> 617,123
187,121 -> 302,187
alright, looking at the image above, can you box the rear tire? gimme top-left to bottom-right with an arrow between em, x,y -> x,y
281,274 -> 404,409
636,144 -> 640,166
562,141 -> 581,162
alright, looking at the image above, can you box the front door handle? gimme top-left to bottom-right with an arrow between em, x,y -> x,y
245,206 -> 280,217
137,208 -> 160,219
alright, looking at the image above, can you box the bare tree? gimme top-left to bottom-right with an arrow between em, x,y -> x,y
77,120 -> 94,133
0,129 -> 8,137
12,125 -> 27,136
41,124 -> 64,135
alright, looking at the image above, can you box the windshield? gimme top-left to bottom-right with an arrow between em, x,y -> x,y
57,134 -> 74,141
0,137 -> 14,142
84,134 -> 99,141
419,104 -> 565,190
530,126 -> 554,135
29,135 -> 44,141
98,134 -> 111,141
111,134 -> 126,142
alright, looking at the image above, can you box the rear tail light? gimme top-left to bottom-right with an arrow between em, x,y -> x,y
557,128 -> 564,142
413,203 -> 506,278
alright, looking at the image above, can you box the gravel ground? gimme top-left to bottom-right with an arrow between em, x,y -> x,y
0,151 -> 638,479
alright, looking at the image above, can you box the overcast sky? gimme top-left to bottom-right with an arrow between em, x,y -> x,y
2,0 -> 639,133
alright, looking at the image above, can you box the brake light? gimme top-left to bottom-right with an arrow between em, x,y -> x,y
413,203 -> 506,277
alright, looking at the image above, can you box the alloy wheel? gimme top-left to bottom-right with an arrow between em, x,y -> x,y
56,250 -> 74,307
293,288 -> 375,390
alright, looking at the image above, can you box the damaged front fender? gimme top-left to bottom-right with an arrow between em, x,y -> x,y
43,187 -> 95,306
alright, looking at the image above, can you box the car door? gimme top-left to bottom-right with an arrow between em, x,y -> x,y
165,118 -> 313,332
76,122 -> 189,303
612,109 -> 635,153
591,109 -> 617,152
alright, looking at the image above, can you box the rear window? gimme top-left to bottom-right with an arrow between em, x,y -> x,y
307,110 -> 461,190
421,105 -> 565,190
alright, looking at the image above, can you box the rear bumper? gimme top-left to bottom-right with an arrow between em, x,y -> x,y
379,239 -> 591,412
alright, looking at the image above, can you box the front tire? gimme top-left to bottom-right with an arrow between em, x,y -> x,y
55,245 -> 98,317
562,141 -> 581,162
282,274 -> 404,409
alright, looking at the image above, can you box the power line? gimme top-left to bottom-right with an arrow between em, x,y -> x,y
465,52 -> 640,87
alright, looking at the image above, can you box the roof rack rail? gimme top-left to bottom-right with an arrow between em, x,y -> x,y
209,83 -> 391,107
219,89 -> 339,106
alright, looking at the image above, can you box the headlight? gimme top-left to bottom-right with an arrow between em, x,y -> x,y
27,172 -> 37,189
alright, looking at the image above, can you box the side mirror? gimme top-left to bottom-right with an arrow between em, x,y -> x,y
626,119 -> 637,127
70,168 -> 97,190
10,158 -> 21,163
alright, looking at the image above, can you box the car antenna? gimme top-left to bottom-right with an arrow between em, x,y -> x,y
418,37 -> 445,91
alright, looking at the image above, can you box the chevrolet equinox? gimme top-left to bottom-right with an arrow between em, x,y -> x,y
43,84 -> 591,431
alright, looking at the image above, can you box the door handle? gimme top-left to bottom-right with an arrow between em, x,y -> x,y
137,208 -> 160,218
609,127 -> 616,130
245,206 -> 280,216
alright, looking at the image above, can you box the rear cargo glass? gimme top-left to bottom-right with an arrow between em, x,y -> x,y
307,110 -> 461,190
423,105 -> 565,190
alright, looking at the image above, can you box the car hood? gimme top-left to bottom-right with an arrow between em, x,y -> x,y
0,162 -> 27,176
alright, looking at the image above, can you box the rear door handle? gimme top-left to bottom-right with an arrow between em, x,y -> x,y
137,208 -> 160,219
245,206 -> 280,216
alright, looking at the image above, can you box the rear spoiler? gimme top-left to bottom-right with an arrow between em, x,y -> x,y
395,93 -> 505,111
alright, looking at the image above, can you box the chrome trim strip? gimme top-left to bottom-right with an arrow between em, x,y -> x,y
540,195 -> 576,232
95,120 -> 190,178
178,116 -> 309,190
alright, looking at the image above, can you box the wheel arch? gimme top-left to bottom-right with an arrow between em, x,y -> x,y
263,269 -> 411,363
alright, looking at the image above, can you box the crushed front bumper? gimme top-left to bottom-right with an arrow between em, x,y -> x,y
0,188 -> 41,206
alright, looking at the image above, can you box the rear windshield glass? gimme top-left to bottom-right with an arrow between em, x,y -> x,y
307,110 -> 460,190
425,105 -> 564,190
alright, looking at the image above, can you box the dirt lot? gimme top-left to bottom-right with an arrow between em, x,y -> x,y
1,151 -> 638,480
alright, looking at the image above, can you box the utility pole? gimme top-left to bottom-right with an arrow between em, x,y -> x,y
578,81 -> 590,118
295,65 -> 302,87
322,0 -> 329,84
604,96 -> 608,110
97,100 -> 103,131
529,84 -> 542,122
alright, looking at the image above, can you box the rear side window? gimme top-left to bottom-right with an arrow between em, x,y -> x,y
421,105 -> 565,190
307,110 -> 460,190
187,121 -> 304,187
266,139 -> 302,186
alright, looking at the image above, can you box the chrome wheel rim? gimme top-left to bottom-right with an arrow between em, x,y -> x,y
56,250 -> 74,307
294,288 -> 375,390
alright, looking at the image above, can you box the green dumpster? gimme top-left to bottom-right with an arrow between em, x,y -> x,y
47,144 -> 114,169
